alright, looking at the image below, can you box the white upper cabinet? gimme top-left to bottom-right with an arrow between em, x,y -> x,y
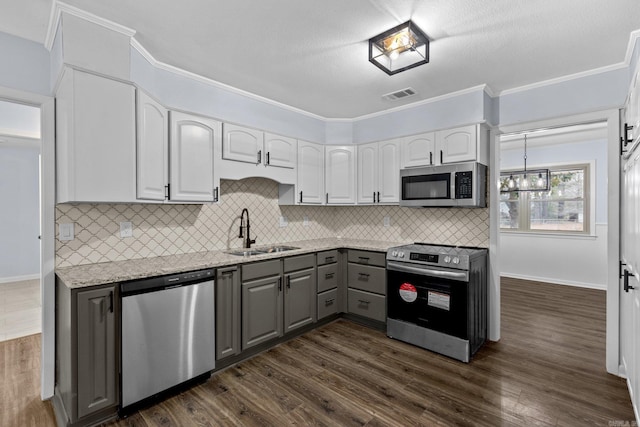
264,133 -> 296,169
626,69 -> 640,144
169,111 -> 221,202
219,124 -> 296,184
436,125 -> 477,164
325,145 -> 356,205
136,90 -> 168,201
357,142 -> 378,204
357,139 -> 400,204
400,125 -> 488,168
401,132 -> 435,168
297,140 -> 325,204
56,68 -> 136,203
377,139 -> 401,203
223,123 -> 263,164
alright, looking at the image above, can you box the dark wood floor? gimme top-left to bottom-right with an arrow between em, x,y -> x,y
1,278 -> 635,426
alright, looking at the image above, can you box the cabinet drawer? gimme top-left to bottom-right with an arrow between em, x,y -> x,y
242,259 -> 281,281
317,263 -> 338,293
284,254 -> 315,273
347,263 -> 386,294
317,289 -> 338,320
317,250 -> 338,266
347,289 -> 385,322
347,250 -> 385,267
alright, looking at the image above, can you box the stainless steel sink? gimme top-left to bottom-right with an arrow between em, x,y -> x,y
260,245 -> 300,253
225,245 -> 300,256
225,249 -> 267,256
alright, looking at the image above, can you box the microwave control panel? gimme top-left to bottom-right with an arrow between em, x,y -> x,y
455,171 -> 473,199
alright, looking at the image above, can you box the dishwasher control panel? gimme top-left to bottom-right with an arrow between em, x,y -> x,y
121,268 -> 215,296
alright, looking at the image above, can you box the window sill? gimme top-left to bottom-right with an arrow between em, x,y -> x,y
500,230 -> 597,240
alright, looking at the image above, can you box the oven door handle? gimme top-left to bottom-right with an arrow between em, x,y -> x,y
387,261 -> 469,282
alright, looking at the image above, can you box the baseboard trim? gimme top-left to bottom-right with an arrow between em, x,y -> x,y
501,273 -> 606,290
0,274 -> 39,284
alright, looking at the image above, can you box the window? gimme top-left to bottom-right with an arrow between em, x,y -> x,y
500,164 -> 589,233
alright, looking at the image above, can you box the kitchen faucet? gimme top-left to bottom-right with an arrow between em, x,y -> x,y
239,208 -> 256,249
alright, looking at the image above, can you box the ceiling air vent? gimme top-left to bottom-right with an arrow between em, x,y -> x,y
382,87 -> 417,101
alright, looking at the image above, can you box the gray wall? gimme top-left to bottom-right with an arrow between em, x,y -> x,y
0,32 -> 50,95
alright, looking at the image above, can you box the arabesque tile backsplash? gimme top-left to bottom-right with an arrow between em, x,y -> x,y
56,178 -> 489,267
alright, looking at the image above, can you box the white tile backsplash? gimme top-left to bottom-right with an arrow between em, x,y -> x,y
56,178 -> 488,267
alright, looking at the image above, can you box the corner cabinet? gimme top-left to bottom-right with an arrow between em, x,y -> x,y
55,68 -> 136,203
169,111 -> 221,202
54,280 -> 118,426
325,145 -> 356,204
357,139 -> 400,204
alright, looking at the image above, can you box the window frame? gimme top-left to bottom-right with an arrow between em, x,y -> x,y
499,162 -> 592,236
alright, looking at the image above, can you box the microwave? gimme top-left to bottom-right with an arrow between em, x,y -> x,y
399,161 -> 487,208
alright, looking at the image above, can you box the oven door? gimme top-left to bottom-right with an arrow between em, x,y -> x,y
387,262 -> 469,339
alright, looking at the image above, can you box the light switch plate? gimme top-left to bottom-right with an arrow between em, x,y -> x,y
120,221 -> 133,238
303,216 -> 309,226
383,216 -> 391,227
279,216 -> 288,227
59,223 -> 74,241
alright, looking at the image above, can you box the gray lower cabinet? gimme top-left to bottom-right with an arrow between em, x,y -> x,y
317,288 -> 338,319
54,280 -> 118,427
242,272 -> 283,350
347,250 -> 386,323
284,266 -> 316,333
216,266 -> 240,360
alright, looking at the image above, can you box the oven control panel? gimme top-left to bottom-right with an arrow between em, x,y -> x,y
388,248 -> 462,267
410,253 -> 438,263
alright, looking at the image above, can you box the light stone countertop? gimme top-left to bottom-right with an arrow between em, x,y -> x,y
55,238 -> 411,289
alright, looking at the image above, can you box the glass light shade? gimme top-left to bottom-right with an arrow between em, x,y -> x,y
500,169 -> 550,192
369,20 -> 430,75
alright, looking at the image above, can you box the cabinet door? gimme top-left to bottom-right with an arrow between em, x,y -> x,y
357,142 -> 378,204
169,112 -> 220,202
56,69 -> 136,203
223,123 -> 263,164
76,286 -> 117,419
242,275 -> 283,350
216,267 -> 240,361
136,90 -> 168,201
378,139 -> 401,203
436,125 -> 477,164
401,132 -> 435,168
264,133 -> 296,169
325,146 -> 356,204
284,267 -> 317,333
297,140 -> 325,204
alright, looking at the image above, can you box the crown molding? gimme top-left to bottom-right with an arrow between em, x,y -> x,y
130,39 -> 327,122
347,84 -> 492,122
44,1 -> 136,50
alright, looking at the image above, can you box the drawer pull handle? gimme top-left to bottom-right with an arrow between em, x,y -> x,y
358,299 -> 370,305
325,256 -> 335,262
358,272 -> 370,278
358,256 -> 370,262
325,273 -> 335,279
325,298 -> 335,306
221,270 -> 234,276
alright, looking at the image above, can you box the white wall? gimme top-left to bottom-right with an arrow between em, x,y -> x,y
500,130 -> 609,289
0,144 -> 40,282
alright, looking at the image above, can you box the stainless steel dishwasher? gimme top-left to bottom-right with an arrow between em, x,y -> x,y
120,268 -> 215,411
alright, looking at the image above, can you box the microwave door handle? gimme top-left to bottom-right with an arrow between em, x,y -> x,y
387,261 -> 469,281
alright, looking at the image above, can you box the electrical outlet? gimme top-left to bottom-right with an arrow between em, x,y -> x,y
383,216 -> 391,227
120,221 -> 133,238
59,223 -> 74,241
279,216 -> 288,227
303,216 -> 309,226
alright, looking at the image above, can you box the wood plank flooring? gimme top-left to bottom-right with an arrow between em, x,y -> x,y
1,278 -> 635,426
0,279 -> 41,342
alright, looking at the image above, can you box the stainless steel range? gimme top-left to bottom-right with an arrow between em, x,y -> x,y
386,243 -> 488,362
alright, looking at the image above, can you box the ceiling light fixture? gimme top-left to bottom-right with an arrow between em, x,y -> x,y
500,133 -> 550,192
369,20 -> 429,75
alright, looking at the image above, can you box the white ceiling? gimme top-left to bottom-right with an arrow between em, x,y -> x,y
1,0 -> 640,118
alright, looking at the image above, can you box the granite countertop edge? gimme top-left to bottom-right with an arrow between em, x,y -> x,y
55,238 -> 411,289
